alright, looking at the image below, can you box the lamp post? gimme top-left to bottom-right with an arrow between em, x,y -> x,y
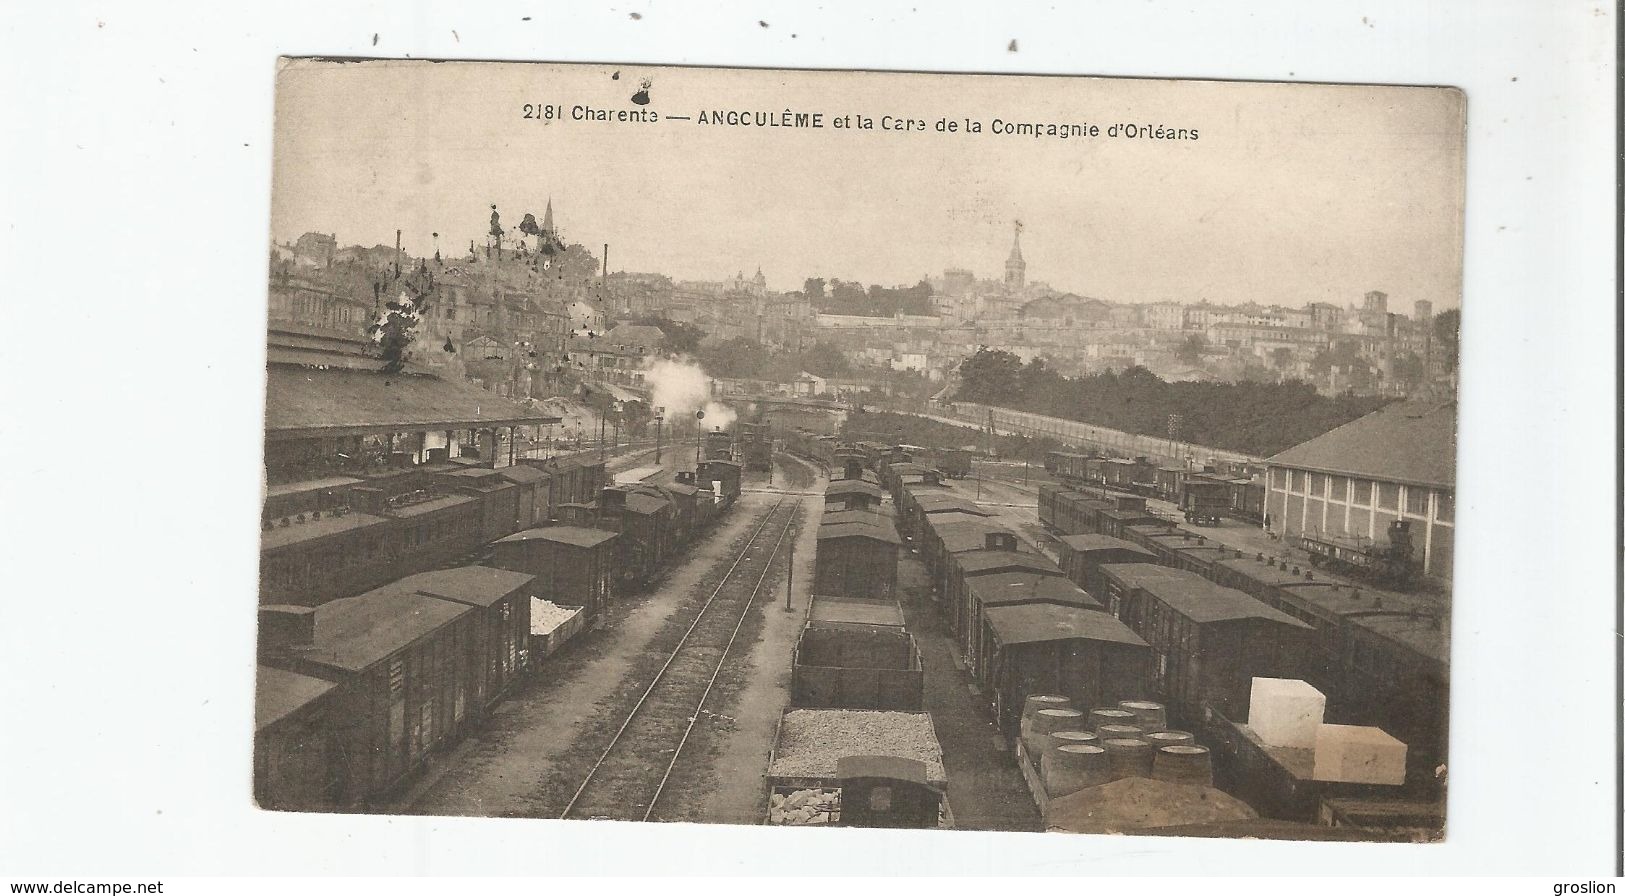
654,414 -> 664,465
694,409 -> 705,469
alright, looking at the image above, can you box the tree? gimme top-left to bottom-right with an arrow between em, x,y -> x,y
367,289 -> 429,374
799,340 -> 852,378
803,277 -> 827,300
631,315 -> 707,355
955,348 -> 1028,406
1433,308 -> 1460,371
1176,334 -> 1208,365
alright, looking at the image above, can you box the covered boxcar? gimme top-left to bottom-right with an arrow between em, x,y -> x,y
491,526 -> 617,618
815,521 -> 903,600
1097,563 -> 1313,725
1055,534 -> 1159,599
383,566 -> 536,714
259,589 -> 478,809
981,604 -> 1153,736
963,573 -> 1103,682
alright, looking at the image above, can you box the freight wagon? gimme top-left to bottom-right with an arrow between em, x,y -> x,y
962,572 -> 1102,683
791,621 -> 924,711
258,588 -> 483,810
491,526 -> 617,618
1096,563 -> 1313,727
1179,475 -> 1232,525
981,606 -> 1153,737
766,709 -> 948,829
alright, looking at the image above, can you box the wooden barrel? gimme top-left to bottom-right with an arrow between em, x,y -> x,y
1118,700 -> 1168,733
1144,730 -> 1195,750
1102,737 -> 1155,780
1025,708 -> 1086,758
1041,744 -> 1111,798
1087,708 -> 1137,732
1152,745 -> 1214,787
1039,729 -> 1098,766
1020,695 -> 1073,744
1096,723 -> 1145,743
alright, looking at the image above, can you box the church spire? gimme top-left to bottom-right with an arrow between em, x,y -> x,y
542,198 -> 555,234
1004,220 -> 1026,291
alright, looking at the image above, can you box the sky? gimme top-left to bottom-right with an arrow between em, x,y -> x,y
271,60 -> 1466,311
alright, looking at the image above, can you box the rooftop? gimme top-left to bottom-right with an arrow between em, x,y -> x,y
255,664 -> 336,730
1057,534 -> 1157,557
290,589 -> 472,672
497,526 -> 618,548
1267,399 -> 1456,489
825,480 -> 884,498
1101,563 -> 1310,628
266,365 -> 560,441
495,465 -> 549,485
954,550 -> 1062,576
969,572 -> 1101,610
261,510 -> 389,552
985,604 -> 1147,648
382,565 -> 537,608
817,522 -> 904,545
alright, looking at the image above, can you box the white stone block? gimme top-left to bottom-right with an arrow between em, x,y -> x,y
1312,724 -> 1407,785
1246,677 -> 1325,749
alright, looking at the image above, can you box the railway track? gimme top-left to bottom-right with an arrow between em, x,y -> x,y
558,496 -> 801,821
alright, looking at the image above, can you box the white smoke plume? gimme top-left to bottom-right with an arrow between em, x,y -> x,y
643,357 -> 737,430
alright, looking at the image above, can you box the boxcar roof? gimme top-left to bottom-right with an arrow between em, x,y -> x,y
391,494 -> 477,518
822,509 -> 891,527
497,526 -> 618,548
826,480 -> 884,498
623,493 -> 672,514
495,465 -> 549,484
969,572 -> 1101,609
384,565 -> 537,608
1104,563 -> 1309,628
1057,534 -> 1157,557
255,664 -> 336,731
292,590 -> 472,672
261,511 -> 389,552
264,475 -> 363,498
439,467 -> 504,480
913,495 -> 986,513
818,522 -> 904,545
954,550 -> 1061,576
986,604 -> 1147,648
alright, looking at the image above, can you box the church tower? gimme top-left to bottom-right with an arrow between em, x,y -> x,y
542,198 -> 555,236
1004,222 -> 1026,292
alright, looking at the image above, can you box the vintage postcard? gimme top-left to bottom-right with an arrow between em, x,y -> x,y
258,59 -> 1461,841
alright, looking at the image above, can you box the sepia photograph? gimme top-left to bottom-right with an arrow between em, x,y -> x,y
254,59 -> 1466,840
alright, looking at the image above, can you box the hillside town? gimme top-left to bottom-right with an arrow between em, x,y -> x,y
270,203 -> 1459,411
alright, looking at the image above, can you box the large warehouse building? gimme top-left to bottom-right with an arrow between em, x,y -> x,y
1263,399 -> 1456,581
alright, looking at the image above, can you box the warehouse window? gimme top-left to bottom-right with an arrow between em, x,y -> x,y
1352,479 -> 1372,506
1377,482 -> 1399,510
1404,487 -> 1428,516
1290,470 -> 1305,492
1330,476 -> 1348,502
1309,473 -> 1326,497
1435,491 -> 1454,523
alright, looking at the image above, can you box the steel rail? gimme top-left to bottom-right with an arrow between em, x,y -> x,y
641,498 -> 800,821
558,496 -> 788,819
